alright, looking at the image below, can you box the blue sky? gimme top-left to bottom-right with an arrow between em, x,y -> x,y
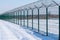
0,0 -> 60,14
0,0 -> 38,14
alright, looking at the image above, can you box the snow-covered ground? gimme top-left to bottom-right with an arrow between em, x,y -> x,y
3,19 -> 59,40
0,20 -> 40,40
24,19 -> 59,40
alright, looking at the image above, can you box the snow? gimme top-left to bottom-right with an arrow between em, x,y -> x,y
20,19 -> 59,40
0,20 -> 38,40
0,19 -> 58,40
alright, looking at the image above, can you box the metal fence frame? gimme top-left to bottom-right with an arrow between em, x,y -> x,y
0,4 -> 60,40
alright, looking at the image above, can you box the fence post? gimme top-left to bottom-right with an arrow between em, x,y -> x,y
19,11 -> 21,25
16,12 -> 17,24
19,11 -> 20,25
21,12 -> 23,26
59,6 -> 60,40
17,11 -> 19,25
15,12 -> 16,24
46,7 -> 48,36
20,11 -> 22,26
23,10 -> 25,26
32,9 -> 33,30
17,11 -> 18,24
27,10 -> 28,28
38,8 -> 40,32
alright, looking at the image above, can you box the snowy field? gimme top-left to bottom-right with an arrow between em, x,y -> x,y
0,19 -> 59,40
6,19 -> 59,40
24,19 -> 59,40
0,20 -> 40,40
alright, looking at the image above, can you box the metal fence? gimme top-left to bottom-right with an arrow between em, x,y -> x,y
0,1 -> 60,40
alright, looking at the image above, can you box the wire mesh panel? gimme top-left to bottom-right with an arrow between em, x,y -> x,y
23,10 -> 25,26
9,13 -> 12,22
20,11 -> 22,25
22,11 -> 24,26
16,12 -> 18,24
9,13 -> 14,23
17,11 -> 19,25
21,11 -> 23,26
6,13 -> 10,22
18,11 -> 20,25
14,12 -> 16,24
33,8 -> 38,32
12,12 -> 15,23
16,11 -> 18,24
48,6 -> 59,40
24,10 -> 27,27
28,9 -> 32,29
11,13 -> 14,23
13,12 -> 15,23
14,12 -> 17,24
39,7 -> 46,35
